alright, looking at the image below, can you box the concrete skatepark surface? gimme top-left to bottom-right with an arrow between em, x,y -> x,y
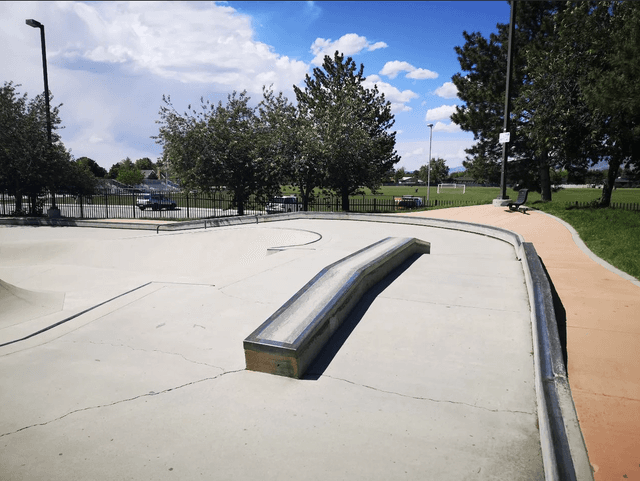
0,216 -> 547,480
403,205 -> 640,481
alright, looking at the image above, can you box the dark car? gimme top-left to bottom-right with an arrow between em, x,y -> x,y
136,193 -> 177,211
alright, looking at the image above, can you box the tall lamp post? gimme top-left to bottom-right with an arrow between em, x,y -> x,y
25,19 -> 52,144
427,123 -> 434,203
26,18 -> 58,214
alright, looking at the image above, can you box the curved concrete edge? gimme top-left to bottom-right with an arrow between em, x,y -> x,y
244,237 -> 430,379
534,210 -> 640,286
522,242 -> 594,481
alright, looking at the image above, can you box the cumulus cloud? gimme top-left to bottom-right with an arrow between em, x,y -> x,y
55,2 -> 309,94
362,77 -> 418,113
426,105 -> 458,121
311,33 -> 387,65
433,121 -> 461,133
406,68 -> 438,80
434,81 -> 458,99
380,60 -> 438,80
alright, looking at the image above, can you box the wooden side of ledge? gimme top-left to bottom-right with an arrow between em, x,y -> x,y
243,237 -> 430,378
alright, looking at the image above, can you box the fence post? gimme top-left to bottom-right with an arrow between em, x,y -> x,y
132,192 -> 136,219
105,192 -> 109,219
186,192 -> 190,218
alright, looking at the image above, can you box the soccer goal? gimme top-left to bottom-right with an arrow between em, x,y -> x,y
437,183 -> 466,194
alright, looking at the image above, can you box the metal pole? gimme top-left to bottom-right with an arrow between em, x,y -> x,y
427,123 -> 434,203
498,1 -> 517,200
26,19 -> 55,210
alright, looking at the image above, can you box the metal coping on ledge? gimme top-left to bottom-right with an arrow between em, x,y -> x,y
244,237 -> 430,380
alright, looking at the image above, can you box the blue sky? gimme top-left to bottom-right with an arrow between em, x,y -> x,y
2,1 -> 510,172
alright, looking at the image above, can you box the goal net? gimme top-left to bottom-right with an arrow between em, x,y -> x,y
437,183 -> 466,194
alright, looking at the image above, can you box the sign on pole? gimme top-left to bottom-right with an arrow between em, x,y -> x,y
499,132 -> 511,144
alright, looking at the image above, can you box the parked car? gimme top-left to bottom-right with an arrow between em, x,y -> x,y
266,195 -> 301,214
396,195 -> 423,208
136,193 -> 177,210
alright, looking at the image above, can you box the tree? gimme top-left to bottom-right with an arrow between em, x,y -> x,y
394,167 -> 406,184
135,157 -> 155,171
256,87 -> 316,209
294,52 -> 399,211
77,157 -> 107,178
116,167 -> 144,186
418,158 -> 450,185
0,81 -> 70,214
108,162 -> 121,180
561,1 -> 640,206
452,3 -> 569,200
156,91 -> 275,215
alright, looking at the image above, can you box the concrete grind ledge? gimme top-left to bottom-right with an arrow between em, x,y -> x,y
243,237 -> 430,379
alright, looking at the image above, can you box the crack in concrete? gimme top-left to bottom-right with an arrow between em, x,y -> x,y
319,374 -> 536,416
0,368 -> 245,438
60,339 -> 225,370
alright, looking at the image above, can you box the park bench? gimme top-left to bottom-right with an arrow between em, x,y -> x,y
507,189 -> 529,213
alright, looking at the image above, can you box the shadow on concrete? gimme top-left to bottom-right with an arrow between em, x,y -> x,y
304,253 -> 423,380
538,256 -> 569,369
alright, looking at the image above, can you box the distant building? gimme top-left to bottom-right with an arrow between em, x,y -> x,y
398,176 -> 425,186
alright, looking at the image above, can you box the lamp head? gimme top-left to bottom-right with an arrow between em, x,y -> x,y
427,123 -> 434,128
26,19 -> 43,28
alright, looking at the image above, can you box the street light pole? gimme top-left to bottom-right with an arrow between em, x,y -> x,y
427,123 -> 434,203
25,19 -> 52,144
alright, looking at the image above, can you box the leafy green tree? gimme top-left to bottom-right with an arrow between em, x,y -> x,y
116,166 -> 144,186
418,158 -> 450,185
77,157 -> 107,178
0,81 -> 70,214
256,87 -> 313,208
394,167 -> 406,184
156,91 -> 276,215
452,2 -> 567,199
561,1 -> 640,206
135,157 -> 155,171
294,52 -> 399,211
108,162 -> 121,180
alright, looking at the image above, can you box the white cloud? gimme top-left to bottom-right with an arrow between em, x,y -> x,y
434,81 -> 458,99
426,105 -> 458,121
311,33 -> 387,65
406,68 -> 438,80
55,2 -> 309,94
380,61 -> 438,80
362,77 -> 418,113
379,61 -> 415,79
433,121 -> 461,133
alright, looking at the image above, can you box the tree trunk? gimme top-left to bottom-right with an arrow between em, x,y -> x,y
341,189 -> 350,212
600,159 -> 621,207
236,192 -> 245,216
538,152 -> 552,202
14,189 -> 23,214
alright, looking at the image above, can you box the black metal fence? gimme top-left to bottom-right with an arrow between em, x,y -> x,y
567,201 -> 640,211
0,191 -> 482,220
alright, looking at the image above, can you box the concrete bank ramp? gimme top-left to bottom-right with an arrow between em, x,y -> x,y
0,279 -> 64,328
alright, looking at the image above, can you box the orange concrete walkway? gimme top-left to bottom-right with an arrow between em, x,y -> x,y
401,205 -> 640,481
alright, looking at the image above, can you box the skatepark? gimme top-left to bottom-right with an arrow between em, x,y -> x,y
1,206 -> 637,480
